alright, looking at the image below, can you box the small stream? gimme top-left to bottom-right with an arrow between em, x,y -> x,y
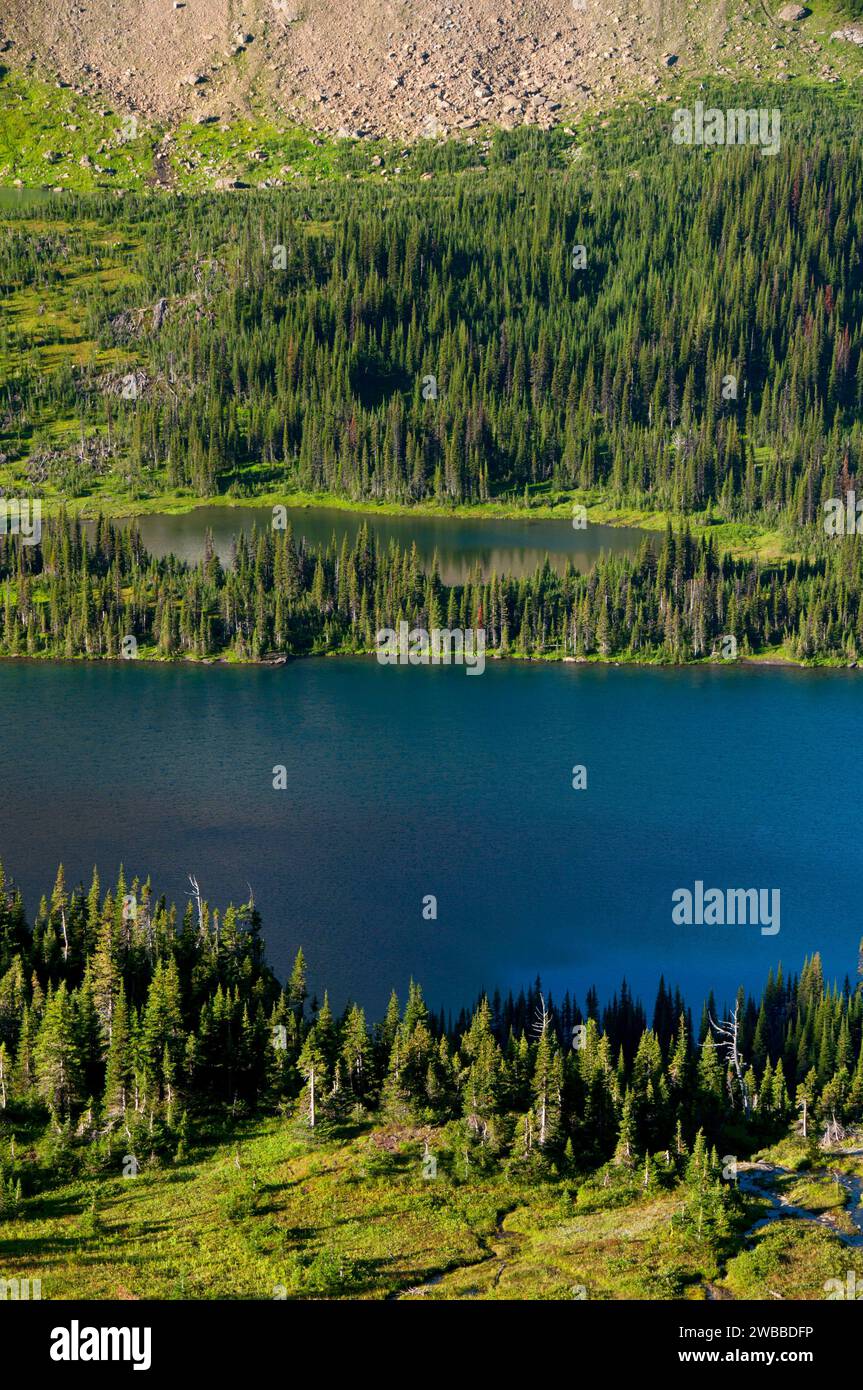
738,1156 -> 863,1247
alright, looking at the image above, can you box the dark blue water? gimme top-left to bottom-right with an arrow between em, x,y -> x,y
0,658 -> 856,1019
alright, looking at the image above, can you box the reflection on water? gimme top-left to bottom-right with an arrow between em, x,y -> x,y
0,187 -> 56,210
123,505 -> 649,583
0,659 -> 855,1015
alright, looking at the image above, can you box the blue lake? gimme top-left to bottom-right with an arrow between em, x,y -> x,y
0,657 -> 857,1019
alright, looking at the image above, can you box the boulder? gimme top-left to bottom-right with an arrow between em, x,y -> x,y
831,24 -> 863,43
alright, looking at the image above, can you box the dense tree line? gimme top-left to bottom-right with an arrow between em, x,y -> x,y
3,111 -> 863,525
3,513 -> 863,663
0,859 -> 861,1224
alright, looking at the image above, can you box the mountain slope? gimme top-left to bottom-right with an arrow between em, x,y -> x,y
3,0 -> 855,140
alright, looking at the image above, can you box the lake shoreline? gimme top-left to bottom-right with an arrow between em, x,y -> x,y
0,647 -> 852,672
45,489 -> 793,562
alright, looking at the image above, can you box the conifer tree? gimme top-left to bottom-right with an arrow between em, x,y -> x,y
34,983 -> 83,1117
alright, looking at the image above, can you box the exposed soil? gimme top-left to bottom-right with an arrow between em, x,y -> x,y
1,0 -> 735,139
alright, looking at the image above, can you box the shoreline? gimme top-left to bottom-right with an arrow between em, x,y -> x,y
0,647 -> 852,673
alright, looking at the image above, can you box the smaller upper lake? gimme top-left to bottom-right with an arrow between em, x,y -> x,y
0,188 -> 57,210
125,506 -> 650,583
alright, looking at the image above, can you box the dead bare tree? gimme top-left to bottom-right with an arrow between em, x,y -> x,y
705,1002 -> 752,1118
531,992 -> 552,1039
532,994 -> 554,1148
824,1113 -> 847,1148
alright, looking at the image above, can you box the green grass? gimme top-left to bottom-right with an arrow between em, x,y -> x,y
5,1113 -> 863,1298
0,1119 -> 725,1300
723,1221 -> 863,1300
0,1118 -> 505,1300
411,1187 -> 721,1300
0,220 -> 142,377
0,68 -> 158,191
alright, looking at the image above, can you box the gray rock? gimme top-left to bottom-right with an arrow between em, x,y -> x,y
831,24 -> 863,43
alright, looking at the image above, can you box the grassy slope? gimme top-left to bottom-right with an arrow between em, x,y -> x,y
3,1117 -> 862,1300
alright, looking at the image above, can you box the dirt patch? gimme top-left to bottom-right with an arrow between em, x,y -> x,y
1,0 -> 735,139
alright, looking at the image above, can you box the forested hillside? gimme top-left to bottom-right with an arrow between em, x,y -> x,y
3,104 -> 863,530
2,513 -> 863,664
2,860 -> 863,1298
